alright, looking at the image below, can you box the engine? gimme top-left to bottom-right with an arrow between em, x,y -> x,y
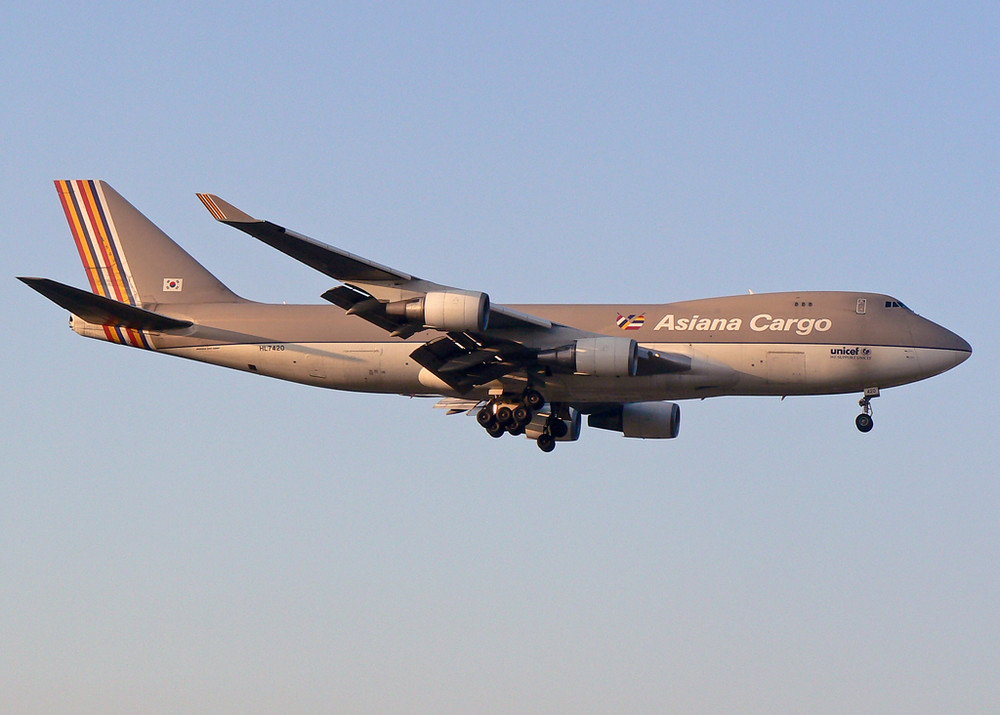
588,402 -> 681,439
537,337 -> 638,377
386,290 -> 490,332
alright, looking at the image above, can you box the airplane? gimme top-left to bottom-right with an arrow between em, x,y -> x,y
19,180 -> 971,452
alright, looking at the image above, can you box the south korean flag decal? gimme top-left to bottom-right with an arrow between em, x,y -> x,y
163,278 -> 183,291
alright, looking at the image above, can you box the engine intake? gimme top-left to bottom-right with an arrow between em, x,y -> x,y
588,402 -> 681,439
537,337 -> 638,377
386,290 -> 490,332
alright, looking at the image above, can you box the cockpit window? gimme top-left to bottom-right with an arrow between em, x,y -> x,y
884,300 -> 908,309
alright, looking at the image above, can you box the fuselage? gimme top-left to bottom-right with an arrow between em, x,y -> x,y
73,290 -> 970,404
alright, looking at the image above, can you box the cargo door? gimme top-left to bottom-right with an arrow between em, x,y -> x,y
767,351 -> 805,385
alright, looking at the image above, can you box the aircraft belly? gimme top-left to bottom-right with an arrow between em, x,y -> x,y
159,339 -> 954,402
164,342 -> 427,393
688,342 -> 937,396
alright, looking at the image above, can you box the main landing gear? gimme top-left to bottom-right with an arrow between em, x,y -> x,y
856,387 -> 879,433
477,388 -> 564,452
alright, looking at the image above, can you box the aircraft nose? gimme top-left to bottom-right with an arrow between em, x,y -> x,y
952,332 -> 972,365
909,315 -> 971,374
934,324 -> 972,367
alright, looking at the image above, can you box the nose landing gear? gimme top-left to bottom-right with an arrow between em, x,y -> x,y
856,387 -> 879,433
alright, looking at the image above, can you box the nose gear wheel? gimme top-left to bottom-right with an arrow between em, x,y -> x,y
856,387 -> 879,433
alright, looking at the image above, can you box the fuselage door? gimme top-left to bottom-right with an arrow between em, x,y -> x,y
767,351 -> 806,385
306,350 -> 327,380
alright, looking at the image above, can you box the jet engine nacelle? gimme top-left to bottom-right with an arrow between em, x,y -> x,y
588,401 -> 681,439
537,336 -> 638,377
387,290 -> 490,332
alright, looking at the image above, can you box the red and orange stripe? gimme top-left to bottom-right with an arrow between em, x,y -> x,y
55,180 -> 151,349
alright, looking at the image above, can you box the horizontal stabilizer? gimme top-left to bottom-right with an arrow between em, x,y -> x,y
18,277 -> 192,331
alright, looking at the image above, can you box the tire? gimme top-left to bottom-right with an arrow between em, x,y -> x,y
549,419 -> 568,439
477,407 -> 494,427
486,423 -> 505,438
513,405 -> 531,424
537,434 -> 555,452
524,389 -> 544,410
856,413 -> 874,433
496,406 -> 513,426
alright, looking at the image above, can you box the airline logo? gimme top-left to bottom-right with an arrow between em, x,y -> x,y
163,278 -> 183,291
654,313 -> 832,336
54,179 -> 151,349
616,313 -> 645,330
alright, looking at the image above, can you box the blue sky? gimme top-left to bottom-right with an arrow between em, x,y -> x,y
2,3 -> 997,712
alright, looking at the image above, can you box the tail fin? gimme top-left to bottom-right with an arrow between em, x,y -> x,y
55,180 -> 243,306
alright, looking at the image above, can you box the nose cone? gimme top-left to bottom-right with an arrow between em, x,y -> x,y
912,315 -> 972,372
952,331 -> 972,366
935,323 -> 972,364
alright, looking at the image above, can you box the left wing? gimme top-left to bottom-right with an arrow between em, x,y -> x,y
197,192 -> 560,391
196,193 -> 551,332
197,193 -> 689,393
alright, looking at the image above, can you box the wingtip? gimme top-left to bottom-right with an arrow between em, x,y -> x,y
196,193 -> 258,223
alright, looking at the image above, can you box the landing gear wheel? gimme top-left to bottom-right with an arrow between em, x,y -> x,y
477,407 -> 495,427
524,389 -> 544,410
548,418 -> 568,439
855,413 -> 874,433
486,422 -> 505,438
496,406 -> 513,426
509,423 -> 526,436
537,433 -> 556,452
513,405 -> 531,425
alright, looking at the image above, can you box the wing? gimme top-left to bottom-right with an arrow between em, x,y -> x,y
197,193 -> 689,393
197,193 -> 566,390
197,193 -> 550,330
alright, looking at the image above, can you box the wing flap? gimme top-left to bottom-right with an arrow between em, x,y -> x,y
433,397 -> 485,415
410,333 -> 534,393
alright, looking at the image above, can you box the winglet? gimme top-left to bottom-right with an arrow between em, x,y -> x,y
197,193 -> 259,224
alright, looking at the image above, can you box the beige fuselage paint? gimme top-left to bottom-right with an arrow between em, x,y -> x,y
70,290 -> 968,404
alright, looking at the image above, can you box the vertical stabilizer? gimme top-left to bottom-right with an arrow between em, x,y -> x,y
55,180 -> 243,307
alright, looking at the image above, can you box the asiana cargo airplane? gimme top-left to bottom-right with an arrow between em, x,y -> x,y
20,180 -> 971,452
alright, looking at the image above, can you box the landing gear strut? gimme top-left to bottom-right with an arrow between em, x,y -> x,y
856,387 -> 879,433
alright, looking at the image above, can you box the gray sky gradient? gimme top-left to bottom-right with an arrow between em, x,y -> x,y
2,3 -> 997,713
